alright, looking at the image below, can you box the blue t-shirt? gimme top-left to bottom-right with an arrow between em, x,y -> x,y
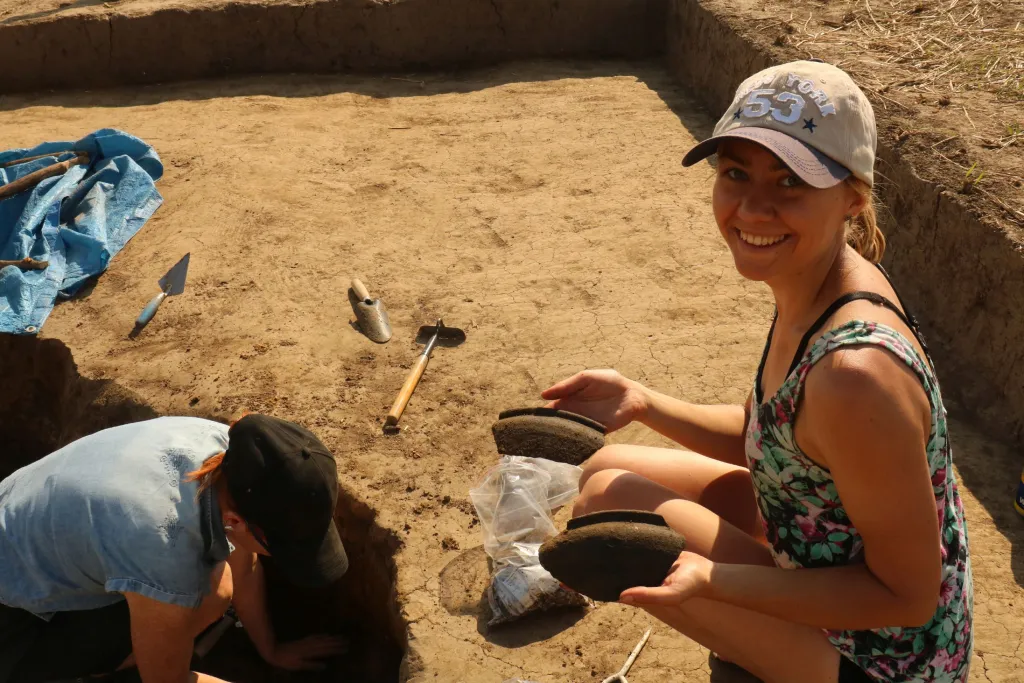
0,416 -> 232,619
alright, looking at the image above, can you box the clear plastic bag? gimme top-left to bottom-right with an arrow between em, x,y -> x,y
469,456 -> 591,625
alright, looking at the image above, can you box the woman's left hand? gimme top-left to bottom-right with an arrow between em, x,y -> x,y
620,551 -> 714,606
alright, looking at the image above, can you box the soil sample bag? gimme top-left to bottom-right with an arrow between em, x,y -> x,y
469,456 -> 591,625
539,510 -> 687,603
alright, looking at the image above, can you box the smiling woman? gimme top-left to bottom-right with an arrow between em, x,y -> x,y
543,60 -> 972,683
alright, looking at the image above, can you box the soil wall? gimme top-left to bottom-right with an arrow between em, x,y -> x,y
0,0 -> 665,92
3,0 -> 1022,445
666,0 -> 1024,445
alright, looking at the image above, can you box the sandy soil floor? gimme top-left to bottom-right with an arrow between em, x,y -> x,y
1,61 -> 1020,682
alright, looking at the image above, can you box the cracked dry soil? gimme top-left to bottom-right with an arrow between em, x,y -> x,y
2,62 -> 1021,682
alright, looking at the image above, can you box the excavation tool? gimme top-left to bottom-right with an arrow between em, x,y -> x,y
131,253 -> 190,336
601,628 -> 652,683
349,277 -> 392,343
0,257 -> 48,270
194,607 -> 237,658
384,319 -> 465,433
0,152 -> 90,202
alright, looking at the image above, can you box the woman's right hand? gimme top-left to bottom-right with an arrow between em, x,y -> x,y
541,369 -> 649,433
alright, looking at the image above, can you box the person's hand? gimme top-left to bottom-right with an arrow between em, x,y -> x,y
266,634 -> 349,671
619,551 -> 714,606
541,369 -> 649,433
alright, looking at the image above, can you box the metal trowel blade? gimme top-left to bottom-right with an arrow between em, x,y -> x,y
348,288 -> 392,343
158,253 -> 190,296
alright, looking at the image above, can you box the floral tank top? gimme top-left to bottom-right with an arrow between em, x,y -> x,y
746,314 -> 973,682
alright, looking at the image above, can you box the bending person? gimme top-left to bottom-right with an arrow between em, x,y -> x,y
544,60 -> 971,683
0,414 -> 349,683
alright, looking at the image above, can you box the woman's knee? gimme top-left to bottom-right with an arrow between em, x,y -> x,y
579,444 -> 636,491
574,467 -> 658,517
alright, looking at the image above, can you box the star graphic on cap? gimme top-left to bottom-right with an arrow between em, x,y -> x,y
733,109 -> 742,120
803,118 -> 817,133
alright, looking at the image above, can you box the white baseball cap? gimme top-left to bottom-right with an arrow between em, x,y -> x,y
682,60 -> 877,188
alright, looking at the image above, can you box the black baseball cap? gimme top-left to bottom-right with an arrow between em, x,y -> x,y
222,414 -> 348,587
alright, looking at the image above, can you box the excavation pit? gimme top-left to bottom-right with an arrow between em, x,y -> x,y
0,336 -> 408,683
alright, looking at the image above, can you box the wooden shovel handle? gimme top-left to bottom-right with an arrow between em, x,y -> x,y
0,152 -> 89,202
386,354 -> 430,427
351,278 -> 372,302
0,151 -> 73,169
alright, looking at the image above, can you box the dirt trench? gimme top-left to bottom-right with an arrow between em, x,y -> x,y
0,0 -> 666,93
0,335 -> 411,683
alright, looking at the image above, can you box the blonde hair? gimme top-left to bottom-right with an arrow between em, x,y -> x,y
846,178 -> 885,264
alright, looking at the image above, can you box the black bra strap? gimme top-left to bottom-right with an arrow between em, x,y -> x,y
755,276 -> 932,402
785,291 -> 918,377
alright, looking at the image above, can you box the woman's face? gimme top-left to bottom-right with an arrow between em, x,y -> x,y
711,139 -> 864,284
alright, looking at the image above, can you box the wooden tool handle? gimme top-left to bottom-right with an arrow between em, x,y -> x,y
0,151 -> 74,169
0,258 -> 48,270
351,278 -> 372,302
386,354 -> 431,426
0,152 -> 89,202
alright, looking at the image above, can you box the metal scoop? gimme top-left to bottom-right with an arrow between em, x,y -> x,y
131,253 -> 190,336
384,319 -> 466,433
349,278 -> 392,343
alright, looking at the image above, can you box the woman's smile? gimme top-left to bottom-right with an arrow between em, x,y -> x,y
734,228 -> 790,249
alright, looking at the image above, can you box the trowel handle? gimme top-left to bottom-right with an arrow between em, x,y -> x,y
351,278 -> 372,302
385,353 -> 431,427
136,290 -> 168,327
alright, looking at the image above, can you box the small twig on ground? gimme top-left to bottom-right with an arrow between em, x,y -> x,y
390,77 -> 425,87
962,106 -> 977,130
864,0 -> 886,32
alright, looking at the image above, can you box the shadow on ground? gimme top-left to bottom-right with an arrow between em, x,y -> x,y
946,406 -> 1024,587
0,58 -> 713,148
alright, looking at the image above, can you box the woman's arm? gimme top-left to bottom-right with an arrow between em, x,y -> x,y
542,369 -> 751,466
624,348 -> 943,630
229,550 -> 348,670
638,388 -> 751,467
227,550 -> 275,662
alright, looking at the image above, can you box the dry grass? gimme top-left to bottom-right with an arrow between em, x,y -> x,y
756,0 -> 1024,225
766,0 -> 1024,103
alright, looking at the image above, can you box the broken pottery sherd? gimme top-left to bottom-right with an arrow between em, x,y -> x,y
491,407 -> 606,465
538,510 -> 687,603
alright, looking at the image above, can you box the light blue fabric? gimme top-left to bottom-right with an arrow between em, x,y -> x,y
0,128 -> 163,334
0,417 -> 230,619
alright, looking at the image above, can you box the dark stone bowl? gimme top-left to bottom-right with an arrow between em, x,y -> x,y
491,407 -> 606,465
539,510 -> 687,602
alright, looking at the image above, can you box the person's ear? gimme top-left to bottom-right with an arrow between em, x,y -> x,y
844,183 -> 868,219
223,510 -> 245,529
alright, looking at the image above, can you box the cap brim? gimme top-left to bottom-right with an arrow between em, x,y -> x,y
682,127 -> 850,189
268,519 -> 349,588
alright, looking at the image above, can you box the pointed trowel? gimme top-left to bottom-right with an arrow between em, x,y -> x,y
132,253 -> 190,335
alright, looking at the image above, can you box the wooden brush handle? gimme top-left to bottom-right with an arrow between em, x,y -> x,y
351,278 -> 372,302
386,354 -> 431,426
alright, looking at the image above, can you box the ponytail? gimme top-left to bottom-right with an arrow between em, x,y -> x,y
184,452 -> 225,493
846,178 -> 885,264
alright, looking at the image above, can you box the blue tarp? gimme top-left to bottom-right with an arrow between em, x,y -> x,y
0,128 -> 163,334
